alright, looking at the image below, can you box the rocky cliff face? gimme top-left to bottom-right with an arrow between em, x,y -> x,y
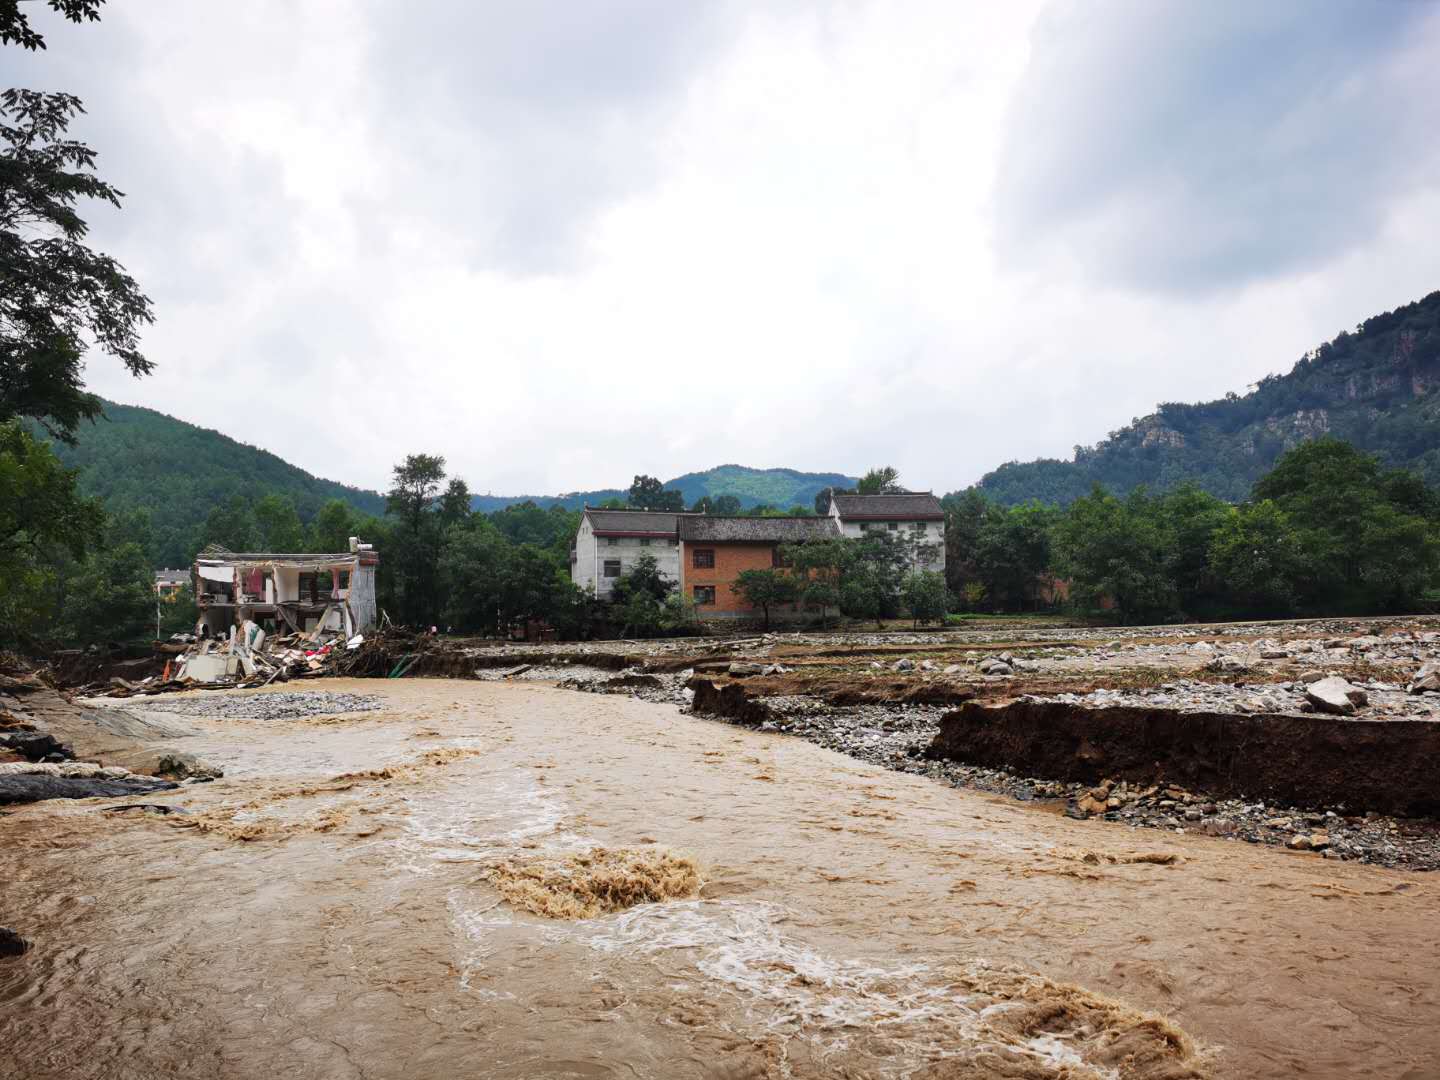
975,288 -> 1440,504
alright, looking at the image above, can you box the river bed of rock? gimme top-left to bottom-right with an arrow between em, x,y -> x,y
135,691 -> 385,721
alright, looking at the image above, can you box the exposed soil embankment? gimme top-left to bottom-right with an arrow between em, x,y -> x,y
929,700 -> 1440,817
689,678 -> 776,726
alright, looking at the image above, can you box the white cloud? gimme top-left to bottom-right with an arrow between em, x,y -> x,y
11,0 -> 1440,498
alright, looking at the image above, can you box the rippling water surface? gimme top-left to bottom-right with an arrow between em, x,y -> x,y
2,679 -> 1437,1079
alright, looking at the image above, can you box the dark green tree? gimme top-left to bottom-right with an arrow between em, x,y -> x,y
253,493 -> 303,551
628,474 -> 684,511
1,70 -> 154,438
611,551 -> 672,605
972,502 -> 1053,610
731,568 -> 799,630
195,494 -> 258,553
385,454 -> 447,624
901,569 -> 949,626
1207,501 -> 1308,615
438,477 -> 472,527
308,498 -> 362,552
856,466 -> 903,494
1051,486 -> 1177,623
0,419 -> 104,644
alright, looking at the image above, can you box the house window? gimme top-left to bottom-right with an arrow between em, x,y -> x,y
693,549 -> 715,569
771,547 -> 791,568
887,522 -> 899,531
607,537 -> 619,546
640,538 -> 651,546
912,522 -> 926,533
603,560 -> 622,578
693,585 -> 716,605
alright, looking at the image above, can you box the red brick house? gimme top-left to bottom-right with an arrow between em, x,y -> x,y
678,516 -> 840,621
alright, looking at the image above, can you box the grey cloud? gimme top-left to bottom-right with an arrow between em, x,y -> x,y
358,0 -> 736,274
994,0 -> 1440,292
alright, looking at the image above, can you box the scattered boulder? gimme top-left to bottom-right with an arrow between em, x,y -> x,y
1260,649 -> 1288,660
1408,663 -> 1440,694
726,662 -> 766,678
0,773 -> 179,805
1304,677 -> 1366,716
0,732 -> 72,763
892,658 -> 914,673
0,927 -> 30,958
155,753 -> 223,781
1287,834 -> 1314,851
1204,655 -> 1249,674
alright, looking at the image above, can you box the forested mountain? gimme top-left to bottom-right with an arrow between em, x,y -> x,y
470,465 -> 858,512
976,290 -> 1440,505
37,401 -> 388,565
39,401 -> 858,562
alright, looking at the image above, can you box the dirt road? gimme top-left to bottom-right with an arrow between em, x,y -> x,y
1,679 -> 1435,1078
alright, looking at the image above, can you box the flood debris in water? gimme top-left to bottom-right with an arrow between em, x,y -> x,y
485,846 -> 702,918
917,966 -> 1215,1079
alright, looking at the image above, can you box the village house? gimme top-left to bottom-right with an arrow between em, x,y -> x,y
828,493 -> 946,572
678,515 -> 841,620
153,568 -> 189,597
192,538 -> 379,640
570,508 -> 689,598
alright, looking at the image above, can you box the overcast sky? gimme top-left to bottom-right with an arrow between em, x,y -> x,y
9,0 -> 1440,496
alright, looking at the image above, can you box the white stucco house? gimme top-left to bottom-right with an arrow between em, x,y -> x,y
570,509 -> 689,598
828,493 -> 946,572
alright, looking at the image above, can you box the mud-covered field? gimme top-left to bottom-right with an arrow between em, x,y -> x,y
2,677 -> 1439,1078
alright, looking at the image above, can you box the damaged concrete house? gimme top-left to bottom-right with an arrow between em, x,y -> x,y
193,538 -> 380,642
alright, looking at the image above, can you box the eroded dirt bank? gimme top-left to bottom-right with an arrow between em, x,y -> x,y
2,679 -> 1437,1079
928,700 -> 1440,817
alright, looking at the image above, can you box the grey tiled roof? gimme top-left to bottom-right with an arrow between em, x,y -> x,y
586,509 -> 685,535
831,493 -> 944,519
678,516 -> 841,543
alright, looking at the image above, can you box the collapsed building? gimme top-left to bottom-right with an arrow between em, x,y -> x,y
193,539 -> 380,640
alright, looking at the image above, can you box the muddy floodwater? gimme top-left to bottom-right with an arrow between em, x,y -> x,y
2,679 -> 1437,1078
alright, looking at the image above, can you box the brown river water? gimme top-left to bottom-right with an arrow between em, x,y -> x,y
2,679 -> 1437,1079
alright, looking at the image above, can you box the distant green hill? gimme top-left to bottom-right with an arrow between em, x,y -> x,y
471,465 -> 858,512
40,400 -> 387,566
975,289 -> 1440,505
41,402 -> 859,563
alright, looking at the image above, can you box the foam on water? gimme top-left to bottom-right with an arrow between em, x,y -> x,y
583,899 -> 1102,1077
